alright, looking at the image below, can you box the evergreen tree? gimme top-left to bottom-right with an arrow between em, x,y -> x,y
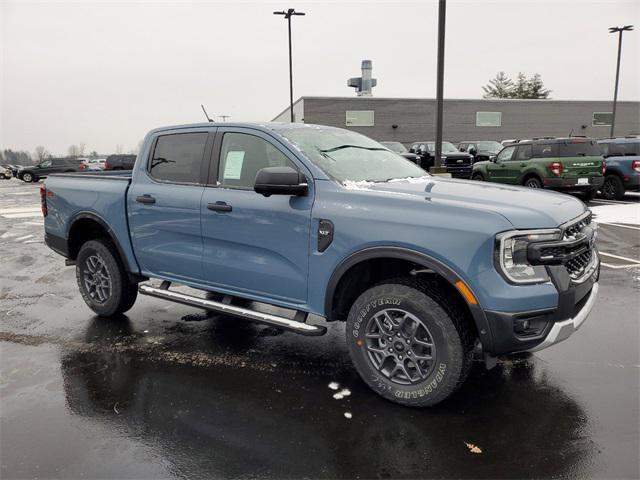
482,71 -> 514,99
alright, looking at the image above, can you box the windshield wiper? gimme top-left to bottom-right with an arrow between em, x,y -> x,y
319,145 -> 387,153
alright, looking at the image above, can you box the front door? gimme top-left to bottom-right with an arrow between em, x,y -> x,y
200,128 -> 313,304
486,145 -> 516,182
128,130 -> 212,283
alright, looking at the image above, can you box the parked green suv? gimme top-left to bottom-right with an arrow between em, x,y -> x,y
471,138 -> 605,200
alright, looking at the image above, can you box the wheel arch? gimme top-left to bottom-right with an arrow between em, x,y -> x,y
521,170 -> 543,185
66,212 -> 137,275
324,247 -> 493,349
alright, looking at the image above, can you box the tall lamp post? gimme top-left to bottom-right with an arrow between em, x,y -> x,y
274,8 -> 305,122
434,0 -> 446,169
608,25 -> 633,137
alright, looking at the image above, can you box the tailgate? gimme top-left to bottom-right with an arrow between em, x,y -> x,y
562,156 -> 603,177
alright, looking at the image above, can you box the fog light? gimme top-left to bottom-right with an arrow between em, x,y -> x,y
514,317 -> 547,337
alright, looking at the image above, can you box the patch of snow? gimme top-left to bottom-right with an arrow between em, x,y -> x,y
344,412 -> 353,419
332,388 -> 351,400
591,203 -> 640,226
342,180 -> 375,190
328,382 -> 340,390
387,175 -> 431,184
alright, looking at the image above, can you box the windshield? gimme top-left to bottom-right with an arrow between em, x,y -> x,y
380,141 -> 408,153
277,126 -> 427,183
426,142 -> 458,153
476,141 -> 502,152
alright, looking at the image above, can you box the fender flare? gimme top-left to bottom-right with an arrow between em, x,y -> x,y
324,246 -> 494,350
66,211 -> 138,274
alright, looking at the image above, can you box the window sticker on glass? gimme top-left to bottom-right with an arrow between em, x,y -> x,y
223,151 -> 245,180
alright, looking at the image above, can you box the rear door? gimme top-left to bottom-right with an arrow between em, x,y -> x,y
128,129 -> 213,283
200,127 -> 313,304
486,145 -> 516,182
510,144 -> 533,183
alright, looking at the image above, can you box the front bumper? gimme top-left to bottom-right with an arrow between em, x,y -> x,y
483,250 -> 599,354
528,282 -> 598,352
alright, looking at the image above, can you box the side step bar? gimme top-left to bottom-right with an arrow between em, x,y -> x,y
138,284 -> 327,336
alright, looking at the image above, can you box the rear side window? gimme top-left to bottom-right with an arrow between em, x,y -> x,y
609,142 -> 640,156
149,133 -> 208,183
557,142 -> 602,157
533,141 -> 601,158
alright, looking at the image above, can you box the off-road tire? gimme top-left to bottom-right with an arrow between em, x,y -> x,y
471,173 -> 484,181
346,277 -> 475,407
22,172 -> 34,183
524,176 -> 543,189
76,239 -> 138,317
601,174 -> 625,200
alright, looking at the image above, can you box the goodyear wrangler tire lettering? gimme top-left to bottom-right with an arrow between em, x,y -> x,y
346,278 -> 474,407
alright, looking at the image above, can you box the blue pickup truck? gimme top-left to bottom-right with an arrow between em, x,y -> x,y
43,123 -> 600,406
598,137 -> 640,200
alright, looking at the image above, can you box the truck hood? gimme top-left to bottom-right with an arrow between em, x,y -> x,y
345,176 -> 586,229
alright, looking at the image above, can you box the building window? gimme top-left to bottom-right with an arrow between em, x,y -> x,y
476,111 -> 502,127
346,110 -> 374,127
592,112 -> 613,126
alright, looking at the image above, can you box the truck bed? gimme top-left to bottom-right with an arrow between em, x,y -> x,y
44,171 -> 139,273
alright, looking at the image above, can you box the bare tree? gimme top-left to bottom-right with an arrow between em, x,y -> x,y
115,144 -> 123,154
34,146 -> 50,162
79,142 -> 86,157
68,145 -> 80,157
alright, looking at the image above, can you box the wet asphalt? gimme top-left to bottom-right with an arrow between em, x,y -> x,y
1,179 -> 639,479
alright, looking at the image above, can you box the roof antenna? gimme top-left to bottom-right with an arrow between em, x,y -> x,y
201,104 -> 214,123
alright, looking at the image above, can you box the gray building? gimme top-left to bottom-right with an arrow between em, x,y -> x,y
273,96 -> 640,144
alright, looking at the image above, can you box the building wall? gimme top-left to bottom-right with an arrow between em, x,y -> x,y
296,97 -> 640,145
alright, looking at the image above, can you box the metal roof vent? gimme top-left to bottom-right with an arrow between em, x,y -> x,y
348,60 -> 377,97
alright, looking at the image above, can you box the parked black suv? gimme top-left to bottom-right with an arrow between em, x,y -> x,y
104,154 -> 137,170
379,141 -> 422,164
17,158 -> 82,182
409,141 -> 474,177
458,141 -> 502,163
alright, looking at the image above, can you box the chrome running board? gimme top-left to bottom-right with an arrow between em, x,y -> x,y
138,284 -> 326,336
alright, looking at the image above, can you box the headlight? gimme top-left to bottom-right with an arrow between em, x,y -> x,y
495,230 -> 561,284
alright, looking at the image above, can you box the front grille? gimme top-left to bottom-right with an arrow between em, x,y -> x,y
566,250 -> 593,280
561,213 -> 596,281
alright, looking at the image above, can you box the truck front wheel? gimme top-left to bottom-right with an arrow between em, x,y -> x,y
76,239 -> 138,317
346,279 -> 474,407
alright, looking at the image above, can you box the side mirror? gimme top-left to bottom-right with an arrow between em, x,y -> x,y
468,147 -> 477,156
254,166 -> 308,197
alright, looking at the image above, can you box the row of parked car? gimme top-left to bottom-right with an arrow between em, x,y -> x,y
381,136 -> 640,200
1,155 -> 137,183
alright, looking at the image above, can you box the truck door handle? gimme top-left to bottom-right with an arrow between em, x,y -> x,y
207,202 -> 232,213
136,195 -> 156,204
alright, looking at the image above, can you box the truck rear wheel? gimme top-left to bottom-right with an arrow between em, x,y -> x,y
346,278 -> 474,407
76,239 -> 138,317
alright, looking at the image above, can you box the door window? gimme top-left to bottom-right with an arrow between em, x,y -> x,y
149,133 -> 208,184
516,145 -> 532,160
495,146 -> 516,162
40,160 -> 52,168
218,132 -> 293,188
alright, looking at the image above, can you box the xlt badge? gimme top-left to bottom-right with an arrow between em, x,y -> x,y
318,219 -> 334,252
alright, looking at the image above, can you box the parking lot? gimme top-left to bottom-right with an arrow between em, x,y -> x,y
0,177 -> 638,479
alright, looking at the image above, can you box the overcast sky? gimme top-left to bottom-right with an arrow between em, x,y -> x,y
1,0 -> 639,155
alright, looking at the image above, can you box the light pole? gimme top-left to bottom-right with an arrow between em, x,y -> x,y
608,25 -> 633,137
434,0 -> 446,170
274,8 -> 305,122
